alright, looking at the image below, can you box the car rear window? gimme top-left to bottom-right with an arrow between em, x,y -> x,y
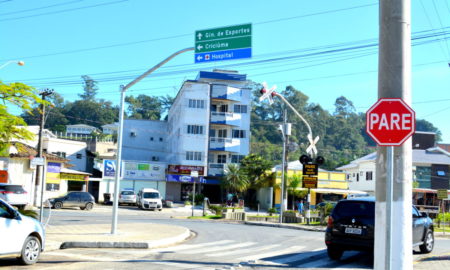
2,185 -> 26,193
121,191 -> 134,195
333,201 -> 375,219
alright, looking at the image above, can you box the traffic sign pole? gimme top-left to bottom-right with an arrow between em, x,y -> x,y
386,146 -> 394,270
374,0 -> 413,269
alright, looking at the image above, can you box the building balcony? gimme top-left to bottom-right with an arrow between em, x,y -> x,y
210,112 -> 241,126
208,163 -> 226,176
209,137 -> 242,152
211,85 -> 241,101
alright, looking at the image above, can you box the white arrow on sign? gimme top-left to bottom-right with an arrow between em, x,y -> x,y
196,55 -> 203,61
306,134 -> 320,156
197,33 -> 203,40
258,82 -> 277,105
197,44 -> 203,51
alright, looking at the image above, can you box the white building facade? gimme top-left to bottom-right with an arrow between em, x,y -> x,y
118,70 -> 251,202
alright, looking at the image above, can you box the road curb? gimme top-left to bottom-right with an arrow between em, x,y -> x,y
244,221 -> 326,232
59,228 -> 192,249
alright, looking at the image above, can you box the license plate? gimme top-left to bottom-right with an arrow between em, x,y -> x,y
345,227 -> 362,235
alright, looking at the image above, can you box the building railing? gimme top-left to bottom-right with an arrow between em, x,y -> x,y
211,111 -> 233,117
210,137 -> 233,143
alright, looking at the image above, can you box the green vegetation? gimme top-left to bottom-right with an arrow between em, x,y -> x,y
18,209 -> 39,220
208,205 -> 223,216
268,207 -> 278,216
188,215 -> 222,220
0,81 -> 46,155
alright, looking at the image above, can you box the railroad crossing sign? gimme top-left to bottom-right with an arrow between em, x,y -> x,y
258,82 -> 277,105
366,98 -> 415,146
195,23 -> 252,63
306,134 -> 319,156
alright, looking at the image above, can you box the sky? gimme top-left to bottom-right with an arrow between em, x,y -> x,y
1,0 -> 450,142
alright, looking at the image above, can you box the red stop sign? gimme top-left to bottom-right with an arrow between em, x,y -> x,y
366,98 -> 416,146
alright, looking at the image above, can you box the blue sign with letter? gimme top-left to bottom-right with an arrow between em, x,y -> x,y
195,48 -> 252,63
103,159 -> 116,178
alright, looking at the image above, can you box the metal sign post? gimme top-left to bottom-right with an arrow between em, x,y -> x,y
191,171 -> 199,217
386,146 -> 394,270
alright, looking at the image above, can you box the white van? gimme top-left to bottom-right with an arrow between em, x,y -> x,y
136,188 -> 163,211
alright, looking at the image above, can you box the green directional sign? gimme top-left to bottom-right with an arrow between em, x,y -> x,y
196,36 -> 251,53
195,23 -> 252,57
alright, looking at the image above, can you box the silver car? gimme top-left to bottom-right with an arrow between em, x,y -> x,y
119,190 -> 136,205
0,198 -> 45,265
0,184 -> 28,210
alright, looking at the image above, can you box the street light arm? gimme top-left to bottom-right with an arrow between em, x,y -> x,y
0,60 -> 25,70
275,93 -> 313,137
123,47 -> 194,92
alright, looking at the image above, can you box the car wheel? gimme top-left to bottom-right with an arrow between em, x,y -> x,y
327,246 -> 344,260
18,236 -> 41,265
84,203 -> 93,211
158,208 -> 162,211
419,231 -> 434,253
54,201 -> 62,209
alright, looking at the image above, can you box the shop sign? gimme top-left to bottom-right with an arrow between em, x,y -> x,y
60,173 -> 89,182
0,170 -> 8,183
123,161 -> 165,181
47,162 -> 61,184
167,165 -> 205,175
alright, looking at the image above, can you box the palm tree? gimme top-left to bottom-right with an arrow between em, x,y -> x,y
223,164 -> 250,200
287,174 -> 308,210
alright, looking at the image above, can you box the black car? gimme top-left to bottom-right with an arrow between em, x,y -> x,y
49,191 -> 95,210
325,197 -> 434,260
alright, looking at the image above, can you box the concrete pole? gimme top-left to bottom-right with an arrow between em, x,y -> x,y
279,110 -> 287,223
375,1 -> 412,269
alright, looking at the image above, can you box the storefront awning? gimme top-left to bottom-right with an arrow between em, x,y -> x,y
312,188 -> 368,195
60,168 -> 91,182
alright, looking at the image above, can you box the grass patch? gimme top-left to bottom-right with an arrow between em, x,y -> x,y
299,221 -> 322,226
434,227 -> 450,233
188,215 -> 222,220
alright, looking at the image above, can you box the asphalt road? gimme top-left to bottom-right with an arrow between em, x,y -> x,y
2,205 -> 450,269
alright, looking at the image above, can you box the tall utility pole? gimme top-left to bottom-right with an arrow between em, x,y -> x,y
375,1 -> 412,269
34,89 -> 53,221
279,109 -> 291,223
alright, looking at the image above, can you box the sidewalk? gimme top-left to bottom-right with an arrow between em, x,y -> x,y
45,222 -> 191,251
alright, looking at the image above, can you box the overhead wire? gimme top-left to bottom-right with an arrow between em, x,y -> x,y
0,0 -> 82,16
0,0 -> 128,22
430,0 -> 450,59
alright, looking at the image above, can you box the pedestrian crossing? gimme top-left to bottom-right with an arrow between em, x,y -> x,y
44,239 -> 373,269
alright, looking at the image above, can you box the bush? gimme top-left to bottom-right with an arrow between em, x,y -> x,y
435,212 -> 450,225
184,200 -> 191,206
209,205 -> 223,216
18,209 -> 38,220
188,193 -> 205,205
268,207 -> 278,216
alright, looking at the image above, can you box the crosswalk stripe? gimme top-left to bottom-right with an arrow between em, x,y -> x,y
149,261 -> 216,269
152,240 -> 234,252
237,245 -> 306,262
207,244 -> 280,257
272,249 -> 326,264
183,242 -> 256,254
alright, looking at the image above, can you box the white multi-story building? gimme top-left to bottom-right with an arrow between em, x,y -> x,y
119,70 -> 251,202
166,70 -> 251,202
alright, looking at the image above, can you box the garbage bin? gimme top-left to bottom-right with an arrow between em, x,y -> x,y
103,193 -> 111,204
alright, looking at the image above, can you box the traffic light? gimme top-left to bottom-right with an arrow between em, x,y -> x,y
315,156 -> 325,165
299,154 -> 312,165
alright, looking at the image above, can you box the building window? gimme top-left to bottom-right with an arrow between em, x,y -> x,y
217,154 -> 227,164
76,153 -> 82,159
356,174 -> 359,182
211,104 -> 217,112
53,152 -> 66,158
46,183 -> 60,191
366,171 -> 373,181
187,125 -> 204,135
186,151 -> 202,161
150,137 -> 154,141
189,99 -> 205,109
218,129 -> 227,138
232,129 -> 246,138
159,137 -> 163,142
130,131 -> 137,137
210,129 -> 216,137
220,104 -> 228,112
231,155 -> 245,163
234,104 -> 247,113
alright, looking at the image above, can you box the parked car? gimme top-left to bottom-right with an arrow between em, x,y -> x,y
136,188 -> 163,211
0,184 -> 28,209
325,197 -> 434,260
49,191 -> 95,210
118,190 -> 136,206
0,198 -> 45,265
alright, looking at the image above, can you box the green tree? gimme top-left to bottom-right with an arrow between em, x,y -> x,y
79,75 -> 98,101
125,94 -> 162,120
0,81 -> 45,155
416,119 -> 442,142
239,154 -> 273,188
222,164 -> 250,196
65,99 -> 118,128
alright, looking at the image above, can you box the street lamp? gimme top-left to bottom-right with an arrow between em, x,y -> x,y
111,47 -> 194,234
0,60 -> 25,70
